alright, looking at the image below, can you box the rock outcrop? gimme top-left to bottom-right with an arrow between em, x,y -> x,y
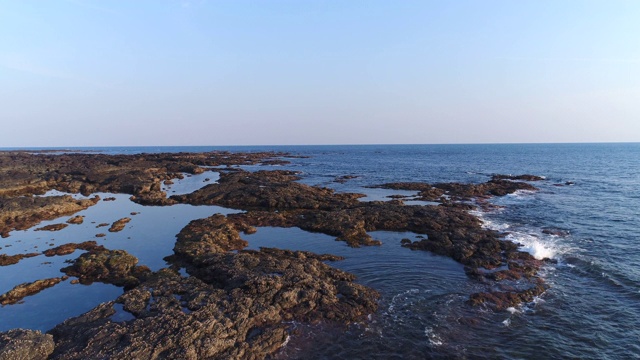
61,249 -> 151,289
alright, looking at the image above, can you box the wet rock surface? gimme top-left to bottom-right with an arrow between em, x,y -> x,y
0,329 -> 55,360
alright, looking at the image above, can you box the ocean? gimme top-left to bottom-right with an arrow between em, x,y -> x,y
1,143 -> 639,359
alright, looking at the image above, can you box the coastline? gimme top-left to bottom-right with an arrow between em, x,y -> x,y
1,149 -> 552,358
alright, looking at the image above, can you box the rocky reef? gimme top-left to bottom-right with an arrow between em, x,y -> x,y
0,150 -> 551,358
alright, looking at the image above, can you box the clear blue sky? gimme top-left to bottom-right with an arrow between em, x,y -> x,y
1,0 -> 639,146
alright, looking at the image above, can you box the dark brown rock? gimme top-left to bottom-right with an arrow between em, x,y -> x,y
66,215 -> 84,225
172,214 -> 248,261
0,277 -> 65,305
108,218 -> 131,232
50,244 -> 378,360
172,170 -> 364,211
61,249 -> 150,288
0,253 -> 40,266
0,329 -> 55,360
468,283 -> 548,310
0,195 -> 98,238
35,223 -> 68,232
43,241 -> 104,257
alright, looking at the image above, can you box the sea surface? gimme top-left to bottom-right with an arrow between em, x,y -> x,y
1,143 -> 639,359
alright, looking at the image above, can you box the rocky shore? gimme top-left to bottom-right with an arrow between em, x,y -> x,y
0,150 -> 550,358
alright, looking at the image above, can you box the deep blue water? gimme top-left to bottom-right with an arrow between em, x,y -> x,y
1,143 -> 639,359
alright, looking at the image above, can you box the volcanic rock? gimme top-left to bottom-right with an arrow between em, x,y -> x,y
0,329 -> 55,360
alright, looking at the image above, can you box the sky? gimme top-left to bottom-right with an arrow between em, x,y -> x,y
1,0 -> 639,146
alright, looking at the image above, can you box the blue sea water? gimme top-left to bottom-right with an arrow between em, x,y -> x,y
1,143 -> 639,359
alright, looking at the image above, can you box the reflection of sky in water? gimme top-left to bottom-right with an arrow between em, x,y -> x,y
0,167 -> 441,333
243,227 -> 468,294
161,171 -> 220,195
0,174 -> 240,331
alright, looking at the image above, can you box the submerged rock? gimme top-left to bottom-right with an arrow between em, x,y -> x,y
491,174 -> 545,181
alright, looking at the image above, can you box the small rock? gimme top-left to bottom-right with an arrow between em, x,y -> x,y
66,215 -> 84,225
34,223 -> 68,232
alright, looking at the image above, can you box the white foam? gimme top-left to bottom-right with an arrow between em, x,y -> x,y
424,327 -> 444,346
482,219 -> 510,231
281,335 -> 291,348
506,307 -> 518,314
502,318 -> 511,327
507,189 -> 536,198
387,289 -> 419,313
505,233 -> 556,260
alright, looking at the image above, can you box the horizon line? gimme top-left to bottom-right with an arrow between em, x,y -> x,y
1,141 -> 639,150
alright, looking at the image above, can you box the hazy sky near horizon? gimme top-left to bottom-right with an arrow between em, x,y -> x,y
1,0 -> 639,146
